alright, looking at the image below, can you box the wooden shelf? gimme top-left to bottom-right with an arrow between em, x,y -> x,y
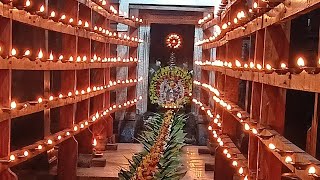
0,2 -> 139,47
0,101 -> 137,171
78,0 -> 138,28
200,0 -> 320,48
0,82 -> 137,123
202,65 -> 320,93
201,17 -> 219,30
0,57 -> 137,70
198,84 -> 320,180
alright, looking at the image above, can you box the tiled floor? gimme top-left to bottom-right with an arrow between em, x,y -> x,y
76,143 -> 215,180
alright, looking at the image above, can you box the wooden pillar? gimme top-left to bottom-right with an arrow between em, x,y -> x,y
58,71 -> 78,180
248,29 -> 264,177
57,2 -> 78,175
257,22 -> 290,180
0,15 -> 17,180
75,70 -> 92,154
214,146 -> 234,180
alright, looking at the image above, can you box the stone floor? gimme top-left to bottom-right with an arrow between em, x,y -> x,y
76,143 -> 215,180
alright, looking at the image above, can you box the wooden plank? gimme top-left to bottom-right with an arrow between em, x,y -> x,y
0,2 -> 139,47
199,84 -> 320,179
0,102 -> 137,172
0,58 -> 137,70
199,0 -> 320,49
0,82 -> 137,123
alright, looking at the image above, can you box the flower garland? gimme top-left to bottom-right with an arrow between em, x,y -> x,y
119,111 -> 187,180
149,66 -> 192,108
132,110 -> 174,180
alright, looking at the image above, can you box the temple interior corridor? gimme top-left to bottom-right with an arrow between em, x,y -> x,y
0,0 -> 320,180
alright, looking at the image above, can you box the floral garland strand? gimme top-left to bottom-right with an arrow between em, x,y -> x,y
119,111 -> 187,180
132,110 -> 174,180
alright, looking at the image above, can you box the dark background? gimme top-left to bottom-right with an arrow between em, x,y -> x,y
149,23 -> 195,70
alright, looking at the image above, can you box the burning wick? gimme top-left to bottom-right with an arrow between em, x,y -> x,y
297,57 -> 305,67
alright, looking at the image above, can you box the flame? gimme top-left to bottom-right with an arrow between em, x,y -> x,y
238,167 -> 244,175
50,11 -> 56,17
24,50 -> 31,56
235,60 -> 241,67
11,48 -> 17,56
93,138 -> 97,147
49,52 -> 53,60
232,160 -> 238,167
308,166 -> 316,174
297,57 -> 305,67
38,49 -> 43,59
266,64 -> 272,70
268,143 -> 276,150
244,123 -> 250,131
39,5 -> 45,12
10,101 -> 17,109
281,63 -> 287,69
234,18 -> 238,24
285,156 -> 292,163
253,2 -> 258,8
25,0 -> 31,7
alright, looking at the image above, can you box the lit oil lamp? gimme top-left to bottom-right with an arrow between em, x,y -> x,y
275,62 -> 289,75
23,49 -> 31,57
264,64 -> 274,74
36,5 -> 45,16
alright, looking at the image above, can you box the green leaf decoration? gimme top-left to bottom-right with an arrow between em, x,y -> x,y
119,111 -> 187,180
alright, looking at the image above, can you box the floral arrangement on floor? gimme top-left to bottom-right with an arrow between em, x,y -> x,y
119,110 -> 187,180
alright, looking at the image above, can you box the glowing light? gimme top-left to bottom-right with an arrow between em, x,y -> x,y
93,138 -> 97,147
38,49 -> 43,59
37,145 -> 43,150
235,60 -> 241,67
281,63 -> 287,69
50,11 -> 56,18
257,64 -> 262,70
24,50 -> 31,56
11,48 -> 17,56
297,57 -> 305,67
244,123 -> 250,131
268,143 -> 276,150
23,151 -> 29,157
10,101 -> 17,109
57,135 -> 62,140
47,139 -> 53,145
38,97 -> 43,103
73,126 -> 78,131
266,64 -> 272,70
49,96 -> 54,101
232,160 -> 238,167
58,94 -> 63,99
25,0 -> 31,7
285,156 -> 293,163
308,166 -> 316,175
208,126 -> 212,131
49,52 -> 54,60
238,167 -> 244,175
39,5 -> 45,13
253,2 -> 258,8
9,155 -> 15,161
252,128 -> 258,134
60,15 -> 66,20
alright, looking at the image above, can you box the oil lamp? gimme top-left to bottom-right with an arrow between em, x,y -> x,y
24,50 -> 31,57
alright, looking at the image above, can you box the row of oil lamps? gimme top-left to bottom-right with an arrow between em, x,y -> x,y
0,47 -> 139,63
196,0 -> 280,45
194,82 -> 320,178
196,57 -> 320,74
0,96 -> 142,164
1,0 -> 143,43
193,98 -> 249,180
1,0 -> 143,24
4,77 -> 142,113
